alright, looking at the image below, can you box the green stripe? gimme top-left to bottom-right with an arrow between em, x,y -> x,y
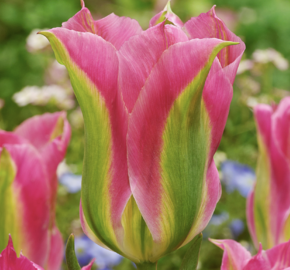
122,196 -> 154,262
254,133 -> 273,249
40,31 -> 122,255
159,41 -> 237,253
0,148 -> 20,255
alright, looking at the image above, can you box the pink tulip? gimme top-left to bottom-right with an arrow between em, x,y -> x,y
247,97 -> 290,249
0,112 -> 71,269
210,238 -> 290,270
0,235 -> 44,270
40,1 -> 244,265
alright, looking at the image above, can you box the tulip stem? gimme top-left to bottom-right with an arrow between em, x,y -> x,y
136,262 -> 157,270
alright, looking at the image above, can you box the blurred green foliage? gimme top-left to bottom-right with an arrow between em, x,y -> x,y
0,0 -> 289,269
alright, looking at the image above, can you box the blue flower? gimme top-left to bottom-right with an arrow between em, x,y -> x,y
59,172 -> 82,193
209,212 -> 229,226
73,235 -> 123,269
221,160 -> 255,197
230,219 -> 245,238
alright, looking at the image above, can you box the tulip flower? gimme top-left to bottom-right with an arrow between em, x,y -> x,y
0,112 -> 71,269
247,97 -> 290,249
40,1 -> 244,267
210,238 -> 290,270
0,235 -> 44,270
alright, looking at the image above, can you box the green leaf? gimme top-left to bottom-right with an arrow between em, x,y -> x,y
66,234 -> 81,270
179,233 -> 202,270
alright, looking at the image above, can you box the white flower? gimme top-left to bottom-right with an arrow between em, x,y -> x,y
252,48 -> 289,70
26,29 -> 50,51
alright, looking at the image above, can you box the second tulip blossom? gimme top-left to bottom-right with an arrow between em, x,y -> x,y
0,112 -> 71,270
247,97 -> 290,249
41,1 -> 245,265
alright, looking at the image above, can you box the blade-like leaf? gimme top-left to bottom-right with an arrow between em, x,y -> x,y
65,234 -> 81,270
179,233 -> 202,270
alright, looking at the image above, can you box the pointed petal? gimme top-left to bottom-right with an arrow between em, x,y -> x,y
118,23 -> 188,113
14,112 -> 71,177
180,161 -> 221,247
243,244 -> 271,270
81,260 -> 95,270
150,1 -> 183,27
62,8 -> 142,50
3,144 -> 50,267
246,191 -> 258,247
40,28 -> 131,254
128,38 -> 237,253
0,236 -> 44,270
202,58 -> 233,161
209,239 -> 251,270
118,23 -> 167,112
253,104 -> 275,249
95,14 -> 142,50
265,240 -> 290,268
270,100 -> 290,245
46,226 -> 64,270
272,96 -> 290,161
184,6 -> 245,84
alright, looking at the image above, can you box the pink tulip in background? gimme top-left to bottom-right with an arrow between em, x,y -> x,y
0,236 -> 44,270
40,0 -> 245,266
0,112 -> 71,270
210,239 -> 290,270
247,97 -> 290,249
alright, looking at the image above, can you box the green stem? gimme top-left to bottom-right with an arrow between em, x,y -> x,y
136,262 -> 157,270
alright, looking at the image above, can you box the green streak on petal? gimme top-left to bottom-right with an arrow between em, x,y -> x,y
159,41 -> 237,253
121,196 -> 154,263
40,31 -> 122,255
254,133 -> 273,249
0,148 -> 21,255
283,214 -> 290,242
50,114 -> 65,141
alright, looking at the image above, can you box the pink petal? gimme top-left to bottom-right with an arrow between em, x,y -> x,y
272,96 -> 290,162
243,244 -> 271,270
202,58 -> 233,161
184,6 -> 245,84
62,7 -> 142,50
15,113 -> 70,236
0,131 -> 27,146
118,23 -> 188,113
118,23 -> 167,113
149,3 -> 183,27
209,239 -> 251,270
46,226 -> 64,270
164,24 -> 188,47
0,236 -> 44,270
128,38 -> 236,242
255,101 -> 290,245
254,104 -> 273,147
81,259 -> 95,270
4,144 -> 50,267
42,27 -> 131,252
246,190 -> 258,247
14,112 -> 71,177
265,240 -> 290,269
